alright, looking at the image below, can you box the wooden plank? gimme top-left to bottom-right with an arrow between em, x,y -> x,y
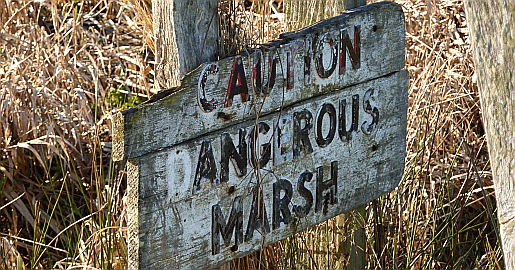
463,2 -> 515,269
346,0 -> 367,9
285,0 -> 347,31
285,0 -> 364,31
152,0 -> 219,89
129,70 -> 408,269
113,1 -> 406,161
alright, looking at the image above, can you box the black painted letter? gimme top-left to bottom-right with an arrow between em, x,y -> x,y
293,171 -> 314,217
362,88 -> 379,135
339,95 -> 359,142
212,196 -> 243,255
198,63 -> 219,112
315,33 -> 338,79
193,140 -> 218,194
225,56 -> 249,107
250,122 -> 271,169
273,179 -> 293,230
315,161 -> 338,214
293,109 -> 313,158
245,186 -> 271,241
316,103 -> 337,147
221,129 -> 247,183
274,115 -> 294,166
339,26 -> 361,74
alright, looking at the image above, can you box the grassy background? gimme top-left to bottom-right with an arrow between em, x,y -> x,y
0,0 -> 502,269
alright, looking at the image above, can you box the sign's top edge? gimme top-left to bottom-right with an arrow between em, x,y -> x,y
121,1 -> 403,112
112,0 -> 407,161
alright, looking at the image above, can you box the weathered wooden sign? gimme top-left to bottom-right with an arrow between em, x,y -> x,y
115,2 -> 407,269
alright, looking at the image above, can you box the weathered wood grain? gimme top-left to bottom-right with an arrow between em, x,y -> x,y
113,1 -> 405,161
153,0 -> 218,89
463,2 -> 515,269
285,0 -> 347,31
127,159 -> 140,270
128,70 -> 408,269
347,0 -> 367,8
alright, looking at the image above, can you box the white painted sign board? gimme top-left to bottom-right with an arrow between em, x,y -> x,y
114,2 -> 408,269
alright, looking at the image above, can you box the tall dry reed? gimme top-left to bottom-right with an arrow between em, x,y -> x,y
0,0 -> 152,268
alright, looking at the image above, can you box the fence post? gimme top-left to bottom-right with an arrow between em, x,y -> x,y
344,0 -> 366,9
126,1 -> 218,269
463,2 -> 515,269
342,2 -> 367,268
152,0 -> 219,90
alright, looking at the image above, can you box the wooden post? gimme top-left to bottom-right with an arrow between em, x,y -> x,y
343,2 -> 366,268
285,1 -> 367,268
127,1 -> 218,269
343,1 -> 367,268
346,206 -> 366,269
153,0 -> 218,90
344,5 -> 367,270
344,0 -> 366,9
285,0 -> 366,31
463,2 -> 515,269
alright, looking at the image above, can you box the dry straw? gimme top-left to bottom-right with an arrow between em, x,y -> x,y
0,0 -> 151,268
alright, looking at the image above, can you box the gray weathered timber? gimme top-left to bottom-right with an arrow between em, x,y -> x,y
346,0 -> 367,9
129,70 -> 408,270
464,2 -> 515,269
127,159 -> 140,270
285,0 -> 347,31
153,0 -> 218,90
113,1 -> 405,161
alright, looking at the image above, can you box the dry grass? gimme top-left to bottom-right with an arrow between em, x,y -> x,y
217,0 -> 285,57
370,0 -> 500,268
0,0 -> 502,269
0,0 -> 152,268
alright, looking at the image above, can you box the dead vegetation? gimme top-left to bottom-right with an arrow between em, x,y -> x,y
0,0 -> 151,268
0,0 -> 502,269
